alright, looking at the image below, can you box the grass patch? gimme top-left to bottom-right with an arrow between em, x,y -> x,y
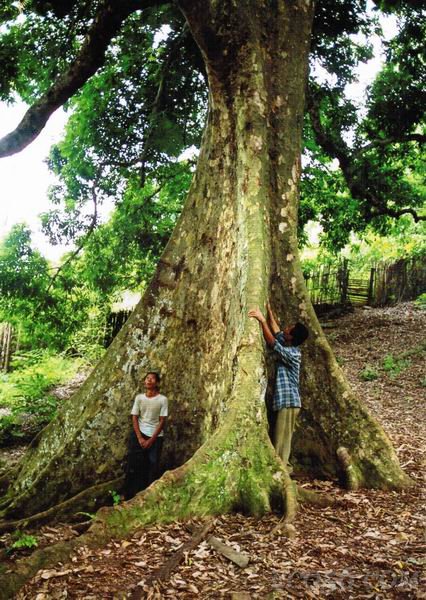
359,365 -> 379,381
414,293 -> 426,311
9,532 -> 38,553
382,354 -> 411,379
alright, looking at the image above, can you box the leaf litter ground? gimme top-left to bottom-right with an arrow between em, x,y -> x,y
4,303 -> 425,599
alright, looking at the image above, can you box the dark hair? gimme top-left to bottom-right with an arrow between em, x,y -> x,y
144,371 -> 161,384
291,322 -> 309,346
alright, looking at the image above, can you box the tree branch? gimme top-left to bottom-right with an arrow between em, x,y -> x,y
306,86 -> 425,224
45,181 -> 165,293
46,184 -> 99,292
306,87 -> 352,173
355,133 -> 426,155
0,0 -> 157,158
368,205 -> 426,222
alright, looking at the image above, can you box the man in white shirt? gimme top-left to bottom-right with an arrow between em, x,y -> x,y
124,372 -> 168,499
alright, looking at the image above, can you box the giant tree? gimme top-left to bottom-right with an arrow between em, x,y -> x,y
0,0 -> 417,592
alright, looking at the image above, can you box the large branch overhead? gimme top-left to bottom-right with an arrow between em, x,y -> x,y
0,0 -> 157,158
307,87 -> 425,223
355,133 -> 426,154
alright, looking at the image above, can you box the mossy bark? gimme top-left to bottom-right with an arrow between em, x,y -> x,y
0,0 -> 409,528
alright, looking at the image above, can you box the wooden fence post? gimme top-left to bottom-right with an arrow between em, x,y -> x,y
368,267 -> 376,306
5,324 -> 12,372
341,259 -> 349,304
0,325 -> 4,371
0,323 -> 14,372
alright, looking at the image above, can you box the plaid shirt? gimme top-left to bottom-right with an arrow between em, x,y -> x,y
272,332 -> 301,411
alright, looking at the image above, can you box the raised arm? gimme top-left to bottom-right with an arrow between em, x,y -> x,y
248,308 -> 276,347
266,302 -> 280,335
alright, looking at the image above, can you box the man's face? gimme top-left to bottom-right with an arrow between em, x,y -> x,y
283,325 -> 295,344
144,373 -> 158,389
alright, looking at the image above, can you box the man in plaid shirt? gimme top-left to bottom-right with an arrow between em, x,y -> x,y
249,303 -> 309,470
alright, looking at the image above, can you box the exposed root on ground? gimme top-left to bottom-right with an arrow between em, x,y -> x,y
269,484 -> 336,536
336,446 -> 359,490
297,486 -> 337,508
0,477 -> 123,534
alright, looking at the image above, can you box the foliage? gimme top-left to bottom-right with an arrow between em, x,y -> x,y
382,354 -> 411,379
0,4 -> 203,356
0,0 -> 424,360
0,350 -> 84,445
359,365 -> 379,381
0,224 -> 50,342
109,489 -> 121,506
0,225 -> 90,349
301,6 -> 425,250
38,4 -> 206,250
72,163 -> 192,296
343,221 -> 426,272
67,305 -> 107,362
301,218 -> 426,276
359,351 -> 414,383
0,161 -> 192,359
0,0 -> 422,264
414,293 -> 426,311
0,224 -> 112,355
364,12 -> 426,140
8,532 -> 38,553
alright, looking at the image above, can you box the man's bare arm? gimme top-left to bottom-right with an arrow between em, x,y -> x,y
132,415 -> 147,448
266,302 -> 280,334
248,308 -> 276,346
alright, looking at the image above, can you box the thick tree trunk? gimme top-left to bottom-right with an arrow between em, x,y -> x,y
0,0 -> 409,527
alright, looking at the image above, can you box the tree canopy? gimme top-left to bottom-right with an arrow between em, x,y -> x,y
0,0 -> 424,266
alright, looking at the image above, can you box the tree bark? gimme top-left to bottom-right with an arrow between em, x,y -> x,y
0,0 -> 409,528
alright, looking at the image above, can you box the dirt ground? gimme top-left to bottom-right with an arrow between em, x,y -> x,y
3,303 -> 425,599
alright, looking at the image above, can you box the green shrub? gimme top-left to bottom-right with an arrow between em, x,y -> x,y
67,304 -> 107,363
10,349 -> 46,370
8,531 -> 38,553
109,489 -> 121,506
0,351 -> 83,404
0,351 -> 85,445
359,365 -> 379,381
414,293 -> 426,311
382,354 -> 411,379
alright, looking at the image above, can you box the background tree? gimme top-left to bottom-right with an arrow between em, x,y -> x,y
302,7 -> 425,248
0,224 -> 104,350
0,224 -> 57,348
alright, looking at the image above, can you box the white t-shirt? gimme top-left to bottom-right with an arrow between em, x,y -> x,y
131,393 -> 168,437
